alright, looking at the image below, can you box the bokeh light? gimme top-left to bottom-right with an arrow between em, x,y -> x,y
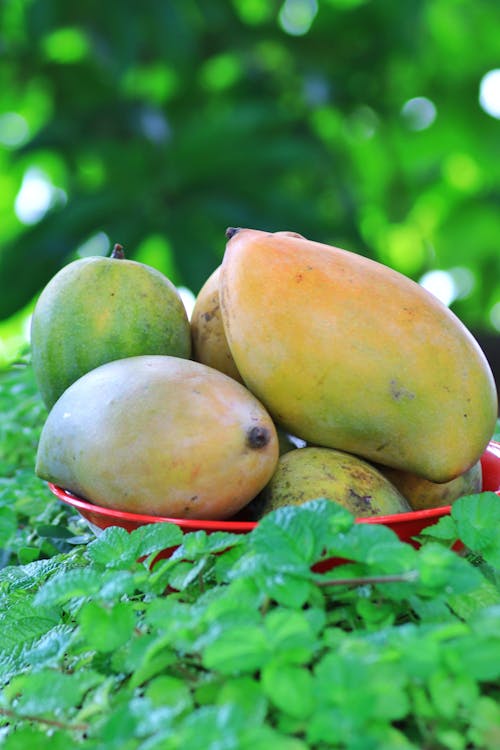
479,69 -> 500,118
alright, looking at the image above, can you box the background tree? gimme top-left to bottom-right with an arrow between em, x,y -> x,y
1,0 -> 500,375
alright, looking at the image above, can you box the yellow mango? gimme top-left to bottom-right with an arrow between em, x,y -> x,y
190,266 -> 243,383
376,460 -> 483,510
36,355 -> 279,519
220,228 -> 498,482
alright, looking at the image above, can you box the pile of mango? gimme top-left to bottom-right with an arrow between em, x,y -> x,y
33,229 -> 498,521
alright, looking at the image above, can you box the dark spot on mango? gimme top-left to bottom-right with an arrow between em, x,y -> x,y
390,379 -> 415,401
225,227 -> 241,240
247,425 -> 271,450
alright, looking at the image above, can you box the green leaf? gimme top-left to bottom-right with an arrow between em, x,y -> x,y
1,726 -> 76,750
172,529 -> 245,559
427,669 -> 479,720
447,578 -> 500,620
215,676 -> 267,724
126,635 -> 177,689
416,543 -> 483,598
264,608 -> 319,664
451,493 -> 500,566
251,499 -> 353,569
452,634 -> 500,681
326,522 -> 405,565
129,521 -> 183,558
419,514 -> 458,543
78,600 -> 136,652
202,623 -> 270,675
0,553 -> 80,593
261,661 -> 315,719
0,506 -> 17,546
145,675 -> 193,714
34,566 -> 103,606
257,571 -> 313,609
2,668 -> 103,715
86,526 -> 139,568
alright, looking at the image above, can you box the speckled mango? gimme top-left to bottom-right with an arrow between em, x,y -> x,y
255,447 -> 411,518
220,228 -> 498,483
36,355 -> 279,519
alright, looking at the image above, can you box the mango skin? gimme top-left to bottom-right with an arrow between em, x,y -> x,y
220,228 -> 498,483
36,355 -> 279,520
31,253 -> 191,409
255,447 -> 411,518
190,266 -> 243,383
376,460 -> 483,511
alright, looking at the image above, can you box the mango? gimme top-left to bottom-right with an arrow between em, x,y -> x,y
190,266 -> 243,383
36,355 -> 279,519
220,228 -> 498,482
375,460 -> 482,510
255,446 -> 411,518
31,244 -> 191,409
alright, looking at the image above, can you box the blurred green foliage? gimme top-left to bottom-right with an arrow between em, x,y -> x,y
1,0 -> 500,363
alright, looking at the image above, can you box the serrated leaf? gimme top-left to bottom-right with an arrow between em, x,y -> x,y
252,499 -> 353,570
451,493 -> 500,566
417,543 -> 483,597
86,526 -> 138,568
34,567 -> 103,606
172,529 -> 244,560
129,521 -> 183,558
0,553 -> 80,593
447,578 -> 500,620
25,622 -> 74,659
0,611 -> 59,651
326,522 -> 402,564
0,624 -> 75,682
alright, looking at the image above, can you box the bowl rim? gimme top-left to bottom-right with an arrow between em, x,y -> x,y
48,439 -> 500,531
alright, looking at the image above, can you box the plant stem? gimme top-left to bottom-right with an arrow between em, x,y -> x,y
317,570 -> 419,588
0,707 -> 89,732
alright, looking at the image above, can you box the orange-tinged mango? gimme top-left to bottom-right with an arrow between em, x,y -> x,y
220,228 -> 498,482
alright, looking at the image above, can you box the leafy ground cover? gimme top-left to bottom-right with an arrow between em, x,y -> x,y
0,359 -> 499,749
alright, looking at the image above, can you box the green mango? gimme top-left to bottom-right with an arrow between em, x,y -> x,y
31,244 -> 191,409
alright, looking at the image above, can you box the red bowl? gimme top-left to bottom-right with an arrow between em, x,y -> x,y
49,440 -> 500,555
